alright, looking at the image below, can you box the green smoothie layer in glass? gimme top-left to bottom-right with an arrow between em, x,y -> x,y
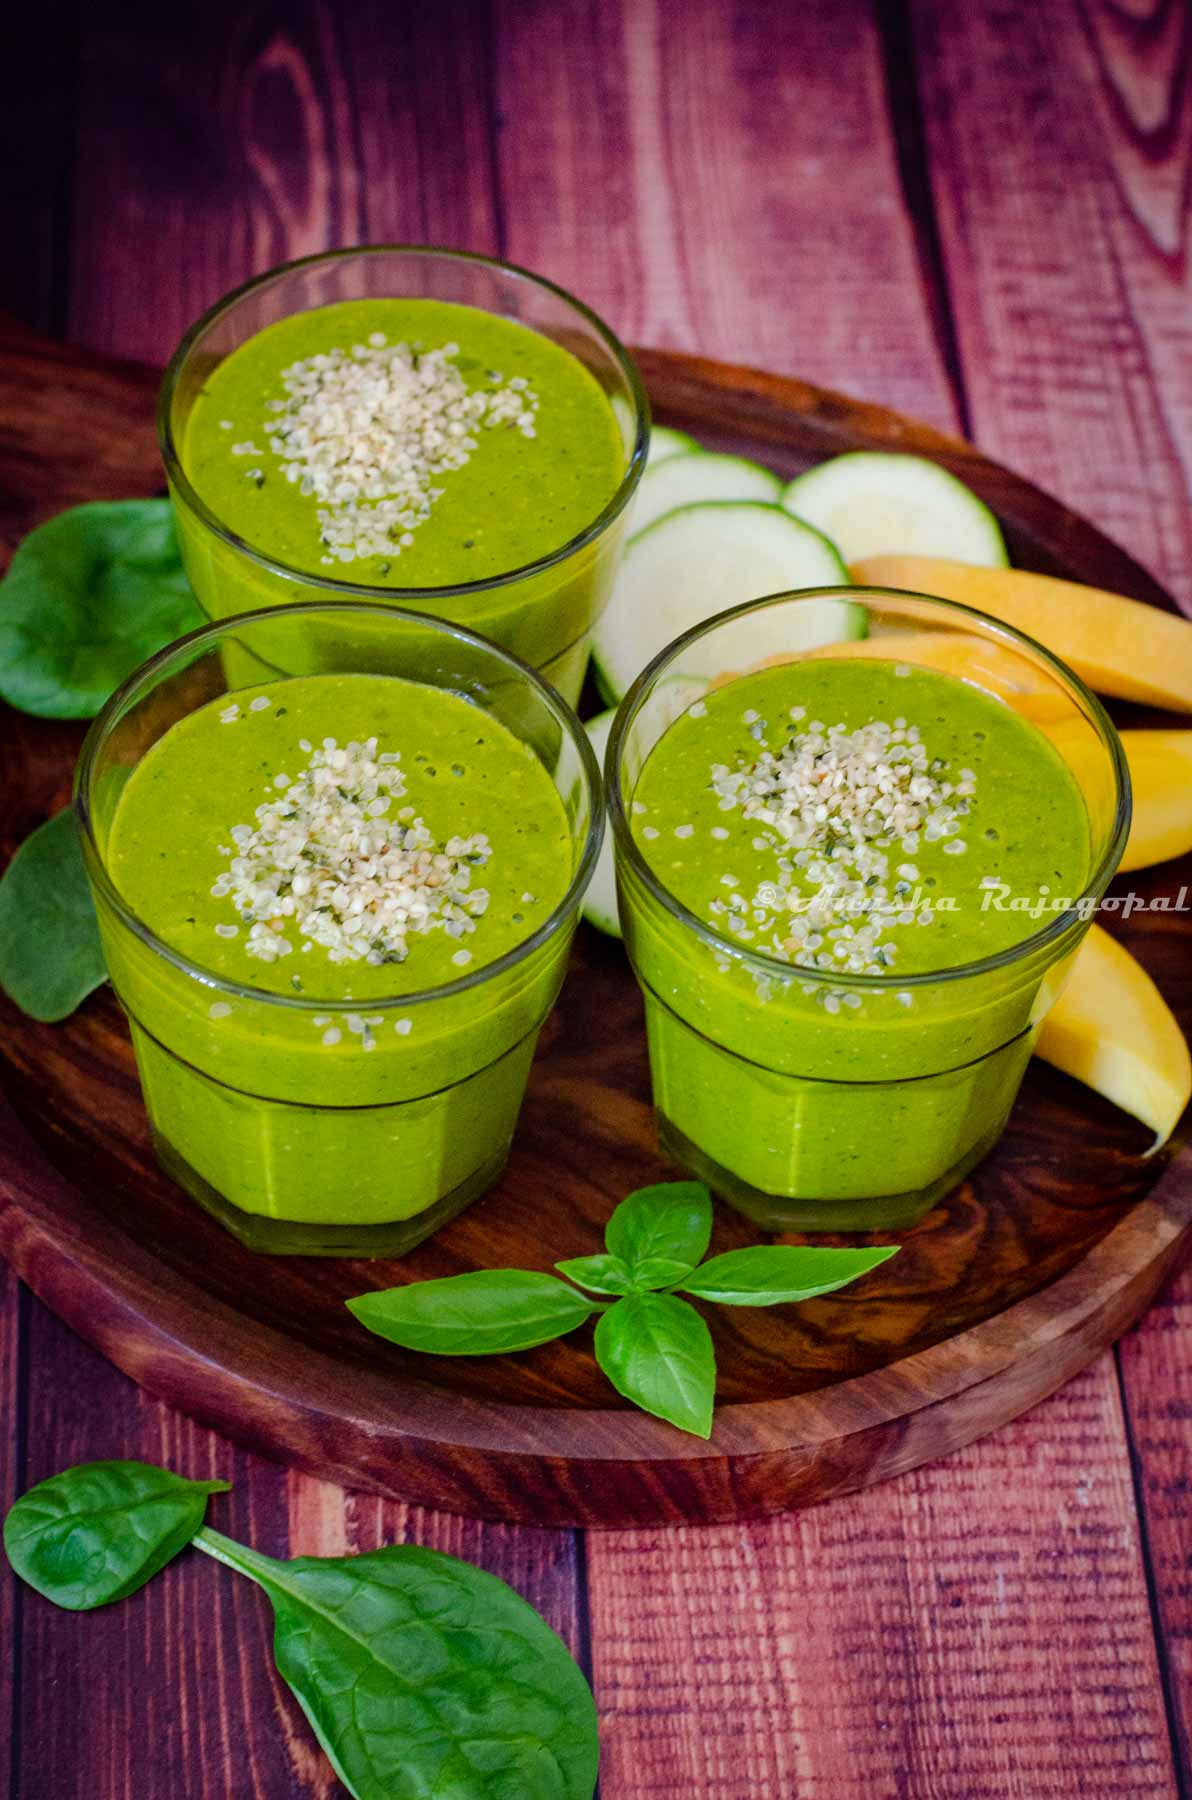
183,299 -> 624,587
171,295 -> 631,703
100,672 -> 574,1240
622,658 -> 1092,1226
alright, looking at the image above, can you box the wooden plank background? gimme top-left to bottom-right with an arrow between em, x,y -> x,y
2,0 -> 1190,1792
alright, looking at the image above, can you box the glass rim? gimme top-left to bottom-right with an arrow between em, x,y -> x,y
607,584 -> 1132,991
74,598 -> 604,1012
156,243 -> 651,599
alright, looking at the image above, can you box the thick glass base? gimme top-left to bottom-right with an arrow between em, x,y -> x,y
658,1111 -> 1010,1233
152,1129 -> 509,1256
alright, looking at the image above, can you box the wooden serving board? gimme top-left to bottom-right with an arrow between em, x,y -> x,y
0,317 -> 1188,1528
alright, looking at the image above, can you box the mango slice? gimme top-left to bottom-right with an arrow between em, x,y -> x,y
1036,924 -> 1190,1149
1119,731 -> 1192,871
1034,724 -> 1192,873
850,555 -> 1192,713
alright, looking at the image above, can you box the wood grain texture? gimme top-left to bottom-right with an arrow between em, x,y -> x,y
588,1360 -> 1181,1797
493,0 -> 956,428
0,1269 -> 22,1798
912,0 -> 1192,612
66,0 -> 501,364
914,0 -> 1192,1774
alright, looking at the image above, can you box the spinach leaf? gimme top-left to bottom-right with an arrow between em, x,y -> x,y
0,808 -> 106,1020
0,499 -> 203,718
347,1269 -> 597,1355
553,1253 -> 635,1295
194,1529 -> 599,1800
603,1181 -> 711,1277
681,1244 -> 898,1305
594,1293 -> 715,1439
2,1460 -> 229,1609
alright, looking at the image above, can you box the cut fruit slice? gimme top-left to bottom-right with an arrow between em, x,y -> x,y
646,425 -> 701,467
1119,731 -> 1192,871
1040,724 -> 1192,874
784,452 -> 1008,567
1036,924 -> 1190,1149
581,711 -> 621,937
632,453 -> 781,539
592,502 -> 859,703
850,555 -> 1192,712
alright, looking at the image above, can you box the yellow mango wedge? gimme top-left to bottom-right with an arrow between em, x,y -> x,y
1036,924 -> 1190,1149
1119,731 -> 1192,871
1034,723 -> 1192,872
850,555 -> 1192,713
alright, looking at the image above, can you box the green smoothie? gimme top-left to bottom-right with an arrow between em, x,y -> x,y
171,299 -> 630,702
97,672 -> 576,1249
622,657 -> 1093,1228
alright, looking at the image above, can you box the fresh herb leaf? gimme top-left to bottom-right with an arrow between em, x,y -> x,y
4,1460 -> 599,1800
346,1183 -> 899,1440
633,1255 -> 699,1289
680,1244 -> 898,1306
194,1529 -> 598,1800
604,1181 -> 712,1276
594,1293 -> 715,1439
553,1253 -> 635,1295
0,500 -> 203,718
2,1460 -> 228,1610
347,1269 -> 598,1356
0,808 -> 106,1020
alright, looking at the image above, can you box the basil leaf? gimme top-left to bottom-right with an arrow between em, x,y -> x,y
0,499 -> 203,718
680,1243 -> 898,1305
3,1460 -> 229,1610
604,1181 -> 712,1276
0,809 -> 106,1020
594,1293 -> 715,1438
632,1255 -> 698,1289
347,1269 -> 596,1355
195,1530 -> 599,1800
553,1253 -> 635,1295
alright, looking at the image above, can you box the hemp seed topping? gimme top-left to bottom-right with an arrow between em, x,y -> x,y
710,715 -> 973,975
255,336 -> 540,564
212,735 -> 492,968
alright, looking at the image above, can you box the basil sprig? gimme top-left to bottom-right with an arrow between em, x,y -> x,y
349,1183 -> 897,1438
0,499 -> 203,718
0,808 -> 106,1021
4,1460 -> 598,1800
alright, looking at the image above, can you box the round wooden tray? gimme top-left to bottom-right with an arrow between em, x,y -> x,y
0,322 -> 1188,1528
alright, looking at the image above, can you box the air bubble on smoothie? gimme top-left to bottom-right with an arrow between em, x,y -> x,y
395,1018 -> 413,1036
208,1002 -> 232,1020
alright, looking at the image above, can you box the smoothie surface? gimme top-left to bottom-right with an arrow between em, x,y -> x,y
108,672 -> 573,1003
182,298 -> 626,586
630,658 -> 1091,980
